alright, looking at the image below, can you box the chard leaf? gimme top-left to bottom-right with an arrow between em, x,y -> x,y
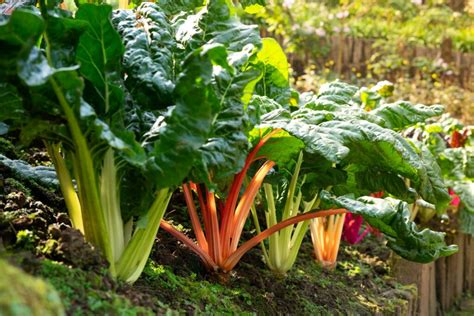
202,0 -> 260,52
184,0 -> 262,187
0,8 -> 44,75
371,101 -> 444,130
316,81 -> 358,105
254,37 -> 290,105
76,3 -> 124,115
112,3 -> 176,109
302,100 -> 382,125
320,192 -> 458,263
256,80 -> 451,210
354,168 -> 416,202
148,48 -> 218,188
438,148 -> 474,181
0,154 -> 59,189
416,146 -> 451,211
254,130 -> 305,166
454,181 -> 474,213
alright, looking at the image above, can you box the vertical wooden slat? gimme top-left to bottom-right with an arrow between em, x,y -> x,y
436,256 -> 448,311
464,234 -> 470,292
455,234 -> 465,299
428,262 -> 437,316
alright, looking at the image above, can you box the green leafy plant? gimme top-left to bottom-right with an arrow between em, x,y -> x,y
404,114 -> 474,234
251,79 -> 457,272
0,0 -> 250,282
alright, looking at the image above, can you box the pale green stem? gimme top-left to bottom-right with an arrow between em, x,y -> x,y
281,151 -> 304,257
264,183 -> 281,269
250,202 -> 269,263
116,188 -> 172,283
49,77 -> 112,266
100,149 -> 125,264
44,27 -> 112,265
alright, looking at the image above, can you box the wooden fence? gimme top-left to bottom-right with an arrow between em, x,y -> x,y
393,233 -> 474,315
288,35 -> 474,90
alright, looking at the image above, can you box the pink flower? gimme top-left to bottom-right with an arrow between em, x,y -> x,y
449,188 -> 461,207
342,213 -> 381,244
342,213 -> 368,244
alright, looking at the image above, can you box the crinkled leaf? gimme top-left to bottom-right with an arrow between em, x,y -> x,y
320,192 -> 458,263
460,205 -> 474,236
316,81 -> 358,105
438,148 -> 474,181
112,3 -> 176,109
0,154 -> 59,189
354,168 -> 416,202
148,48 -> 218,187
416,146 -> 451,211
454,181 -> 474,213
371,101 -> 444,130
254,130 -> 305,166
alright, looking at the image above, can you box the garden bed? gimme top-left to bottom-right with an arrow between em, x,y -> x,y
0,170 -> 416,315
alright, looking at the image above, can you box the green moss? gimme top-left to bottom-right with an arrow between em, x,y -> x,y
142,260 -> 253,314
0,259 -> 64,316
0,137 -> 18,159
15,230 -> 37,250
4,178 -> 31,196
37,259 -> 156,315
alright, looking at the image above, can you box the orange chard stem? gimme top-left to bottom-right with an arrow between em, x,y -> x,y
196,185 -> 211,246
160,220 -> 217,271
182,183 -> 208,253
230,160 -> 276,252
221,129 -> 281,254
207,191 -> 223,265
330,213 -> 346,263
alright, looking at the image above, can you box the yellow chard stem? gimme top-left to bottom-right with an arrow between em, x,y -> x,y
46,142 -> 84,233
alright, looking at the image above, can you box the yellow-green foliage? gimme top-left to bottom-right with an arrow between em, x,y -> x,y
0,259 -> 64,316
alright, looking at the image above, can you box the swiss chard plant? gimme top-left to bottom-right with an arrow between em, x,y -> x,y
0,0 -> 248,282
250,73 -> 458,272
155,7 -> 350,273
404,114 -> 473,234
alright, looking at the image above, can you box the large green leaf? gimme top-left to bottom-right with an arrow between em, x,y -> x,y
76,4 -> 124,115
320,192 -> 458,263
316,81 -> 358,105
112,3 -> 176,109
0,8 -> 44,76
438,148 -> 474,181
454,181 -> 474,212
255,81 -> 450,210
147,47 -> 220,188
371,101 -> 444,130
254,37 -> 290,105
415,146 -> 451,211
354,168 -> 416,202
